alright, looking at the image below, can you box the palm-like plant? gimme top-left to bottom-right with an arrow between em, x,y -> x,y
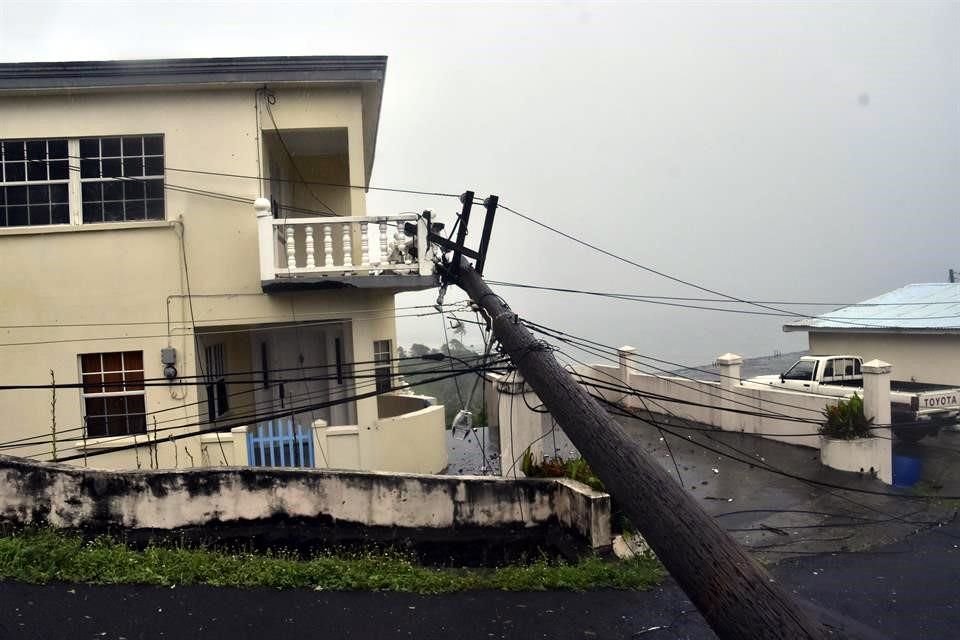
820,394 -> 874,440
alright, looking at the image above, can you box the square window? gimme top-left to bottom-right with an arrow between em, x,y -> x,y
82,202 -> 103,224
104,201 -> 124,222
125,199 -> 145,220
123,180 -> 144,199
101,158 -> 122,178
50,183 -> 68,203
48,139 -> 68,159
49,160 -> 69,180
3,141 -> 24,161
79,138 -> 100,157
5,185 -> 26,206
27,184 -> 49,204
6,206 -> 27,226
25,140 -> 46,161
27,161 -> 47,181
51,204 -> 69,224
146,199 -> 164,220
81,182 -> 102,201
144,136 -> 163,155
144,156 -> 164,176
103,181 -> 123,201
80,159 -> 100,179
122,136 -> 143,155
101,137 -> 121,157
5,162 -> 25,182
123,157 -> 143,177
145,179 -> 164,199
28,205 -> 50,226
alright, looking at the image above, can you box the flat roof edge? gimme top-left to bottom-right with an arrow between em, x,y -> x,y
0,56 -> 387,91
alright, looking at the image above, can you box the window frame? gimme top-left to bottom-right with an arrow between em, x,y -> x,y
0,134 -> 165,229
373,339 -> 393,395
204,342 -> 229,420
79,351 -> 147,439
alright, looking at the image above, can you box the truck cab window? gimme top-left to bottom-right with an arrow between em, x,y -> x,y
783,360 -> 817,381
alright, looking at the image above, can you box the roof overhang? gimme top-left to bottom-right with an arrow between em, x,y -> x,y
0,56 -> 387,185
784,325 -> 960,335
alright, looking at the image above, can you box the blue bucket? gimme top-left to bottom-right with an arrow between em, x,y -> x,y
893,455 -> 922,487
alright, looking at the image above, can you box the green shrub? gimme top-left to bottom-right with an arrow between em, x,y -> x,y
820,394 -> 874,440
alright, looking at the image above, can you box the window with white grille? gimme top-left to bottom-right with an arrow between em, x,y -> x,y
0,134 -> 165,228
0,138 -> 70,227
80,351 -> 146,438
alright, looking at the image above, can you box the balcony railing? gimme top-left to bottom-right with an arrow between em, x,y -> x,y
255,198 -> 435,289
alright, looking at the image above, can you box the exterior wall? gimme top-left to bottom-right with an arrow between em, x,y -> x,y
0,453 -> 611,550
808,332 -> 960,386
312,404 -> 448,475
0,84 -> 400,469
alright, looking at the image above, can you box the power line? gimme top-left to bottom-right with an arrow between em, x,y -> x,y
494,202 -> 901,329
488,279 -> 960,320
49,360 -> 508,464
487,280 -> 960,308
0,353 -> 508,453
14,357 -> 511,459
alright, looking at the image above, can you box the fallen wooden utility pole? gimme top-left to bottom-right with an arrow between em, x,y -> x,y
456,261 -> 831,640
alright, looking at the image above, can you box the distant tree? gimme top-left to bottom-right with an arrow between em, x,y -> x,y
409,343 -> 433,358
396,345 -> 407,359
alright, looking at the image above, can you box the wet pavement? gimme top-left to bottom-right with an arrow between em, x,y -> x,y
3,515 -> 959,639
447,410 -> 960,563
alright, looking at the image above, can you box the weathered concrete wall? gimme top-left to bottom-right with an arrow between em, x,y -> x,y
0,454 -> 610,550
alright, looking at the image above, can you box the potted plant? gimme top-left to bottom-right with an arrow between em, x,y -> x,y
819,394 -> 874,440
818,394 -> 881,476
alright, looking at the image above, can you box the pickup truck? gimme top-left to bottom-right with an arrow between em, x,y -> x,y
743,355 -> 960,442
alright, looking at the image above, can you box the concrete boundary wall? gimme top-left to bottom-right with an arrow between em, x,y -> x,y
569,363 -> 836,449
0,454 -> 610,550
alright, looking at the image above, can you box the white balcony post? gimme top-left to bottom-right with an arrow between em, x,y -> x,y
285,226 -> 296,269
255,198 -> 275,282
378,221 -> 388,266
360,223 -> 369,266
323,224 -> 334,267
305,226 -> 315,269
342,224 -> 353,268
862,359 -> 893,485
417,215 -> 430,275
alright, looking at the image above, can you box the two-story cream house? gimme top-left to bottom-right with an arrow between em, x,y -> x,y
0,56 -> 447,473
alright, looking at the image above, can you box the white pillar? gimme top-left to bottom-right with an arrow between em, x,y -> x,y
254,198 -> 274,282
862,359 -> 893,484
715,353 -> 747,432
230,425 -> 249,466
617,345 -> 636,386
311,418 -> 329,469
497,372 -> 544,478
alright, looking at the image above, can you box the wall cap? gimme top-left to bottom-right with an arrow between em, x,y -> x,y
716,353 -> 744,366
862,359 -> 892,374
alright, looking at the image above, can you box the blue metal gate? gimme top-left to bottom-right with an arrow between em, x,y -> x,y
247,418 -> 315,468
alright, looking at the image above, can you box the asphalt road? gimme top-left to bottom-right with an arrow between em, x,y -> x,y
2,518 -> 959,640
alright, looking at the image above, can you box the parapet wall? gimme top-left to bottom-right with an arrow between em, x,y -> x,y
0,454 -> 610,550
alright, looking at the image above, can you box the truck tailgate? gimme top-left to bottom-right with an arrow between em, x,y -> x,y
912,389 -> 960,413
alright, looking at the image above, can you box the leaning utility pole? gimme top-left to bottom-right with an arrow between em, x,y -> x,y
442,193 -> 831,639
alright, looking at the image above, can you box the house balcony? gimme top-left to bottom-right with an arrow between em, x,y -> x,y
255,198 -> 437,292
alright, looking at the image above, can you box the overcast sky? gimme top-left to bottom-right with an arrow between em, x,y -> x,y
3,1 -> 958,366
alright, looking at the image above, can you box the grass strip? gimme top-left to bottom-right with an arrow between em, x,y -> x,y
0,529 -> 662,594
